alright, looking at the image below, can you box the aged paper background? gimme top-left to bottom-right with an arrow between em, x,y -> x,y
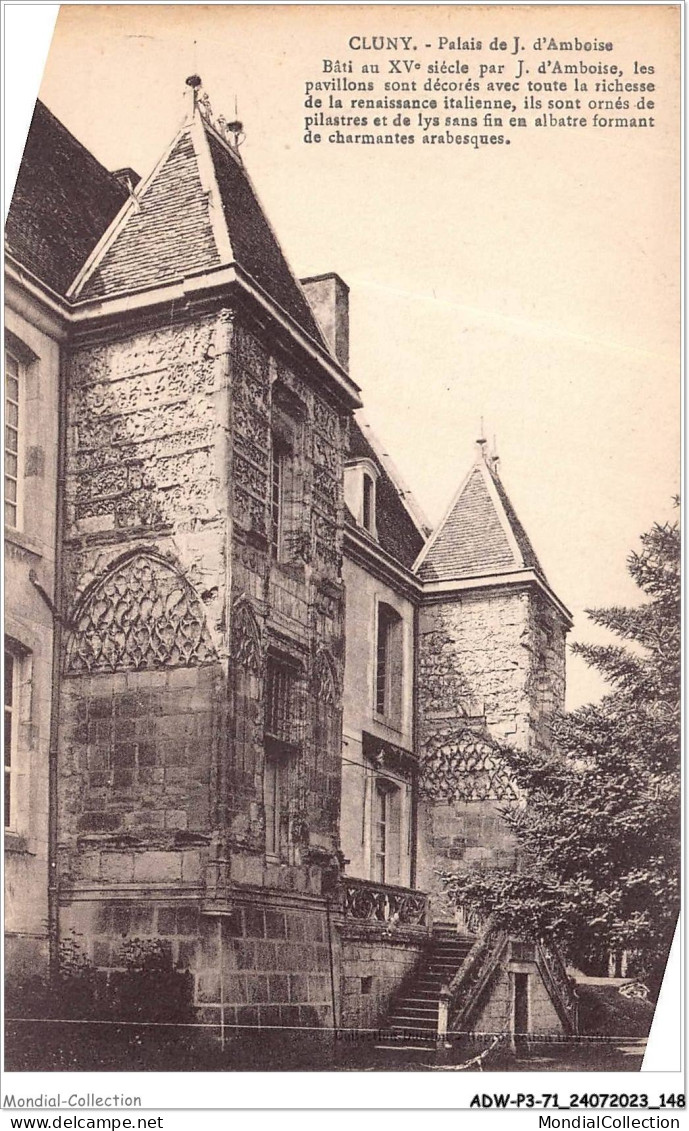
37,3 -> 680,712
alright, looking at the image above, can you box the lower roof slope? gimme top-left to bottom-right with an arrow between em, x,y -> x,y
4,100 -> 128,296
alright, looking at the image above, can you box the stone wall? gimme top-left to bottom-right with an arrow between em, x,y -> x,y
56,302 -> 352,1022
469,960 -> 564,1036
59,313 -> 231,904
59,890 -> 334,1030
416,584 -> 566,900
226,322 -> 348,882
338,925 -> 425,1030
5,290 -> 63,979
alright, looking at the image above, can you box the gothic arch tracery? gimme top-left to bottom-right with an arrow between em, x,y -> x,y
65,551 -> 217,674
420,729 -> 519,803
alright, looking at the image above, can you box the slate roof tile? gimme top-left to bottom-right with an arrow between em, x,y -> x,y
80,131 -> 220,299
4,101 -> 128,296
207,133 -> 327,347
417,460 -> 545,583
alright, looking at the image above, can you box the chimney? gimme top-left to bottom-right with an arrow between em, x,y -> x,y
300,273 -> 349,370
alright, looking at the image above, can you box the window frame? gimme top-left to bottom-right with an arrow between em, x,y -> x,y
264,654 -> 301,860
374,601 -> 403,725
4,350 -> 23,530
362,472 -> 376,535
4,643 -> 28,833
372,777 -> 401,885
270,436 -> 286,560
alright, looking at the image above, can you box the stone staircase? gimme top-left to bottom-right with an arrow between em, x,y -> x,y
377,923 -> 474,1048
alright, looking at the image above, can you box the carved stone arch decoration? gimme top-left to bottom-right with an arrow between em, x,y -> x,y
312,648 -> 340,708
65,550 -> 217,674
231,597 -> 262,673
420,728 -> 519,803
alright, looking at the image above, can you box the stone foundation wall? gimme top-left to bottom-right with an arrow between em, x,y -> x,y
338,926 -> 426,1030
59,890 -> 334,1031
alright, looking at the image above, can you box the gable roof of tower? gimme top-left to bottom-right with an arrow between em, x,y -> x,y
414,453 -> 545,583
69,109 -> 328,348
4,100 -> 129,296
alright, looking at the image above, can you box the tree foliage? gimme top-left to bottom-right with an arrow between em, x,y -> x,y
440,515 -> 680,985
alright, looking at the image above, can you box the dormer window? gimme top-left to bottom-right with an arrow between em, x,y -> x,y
344,458 -> 379,539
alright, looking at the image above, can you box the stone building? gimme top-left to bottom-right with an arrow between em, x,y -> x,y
4,84 -> 577,1043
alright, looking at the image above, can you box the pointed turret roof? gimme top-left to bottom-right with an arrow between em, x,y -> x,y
68,94 -> 328,349
414,447 -> 545,584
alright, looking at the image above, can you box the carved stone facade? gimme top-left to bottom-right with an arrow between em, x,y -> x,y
415,586 -> 568,907
57,303 -> 351,1027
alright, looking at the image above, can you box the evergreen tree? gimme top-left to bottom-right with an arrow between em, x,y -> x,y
440,513 -> 680,989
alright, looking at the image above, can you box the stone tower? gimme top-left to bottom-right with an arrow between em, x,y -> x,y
55,86 -> 361,1025
413,443 -> 572,909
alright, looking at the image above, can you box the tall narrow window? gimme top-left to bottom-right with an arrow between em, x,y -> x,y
270,439 -> 284,557
373,781 -> 401,883
266,659 -> 296,744
374,783 -> 387,882
376,614 -> 389,716
264,657 -> 299,859
362,473 -> 375,534
4,651 -> 16,829
5,354 -> 20,528
375,603 -> 402,721
264,753 -> 289,858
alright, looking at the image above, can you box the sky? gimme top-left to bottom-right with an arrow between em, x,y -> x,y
8,3 -> 680,709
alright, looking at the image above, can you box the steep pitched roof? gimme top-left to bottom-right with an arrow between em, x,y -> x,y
4,100 -> 128,296
207,134 -> 326,344
71,110 -> 328,348
347,416 -> 428,570
76,129 -> 221,300
415,452 -> 545,583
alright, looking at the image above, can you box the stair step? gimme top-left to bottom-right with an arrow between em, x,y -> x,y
380,927 -> 475,1039
389,1022 -> 438,1033
387,1022 -> 438,1032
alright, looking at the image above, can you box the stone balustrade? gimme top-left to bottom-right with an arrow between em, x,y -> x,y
341,877 -> 430,928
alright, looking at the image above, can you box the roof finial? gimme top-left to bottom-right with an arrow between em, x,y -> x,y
226,92 -> 245,153
476,416 -> 488,462
186,73 -> 202,103
491,434 -> 500,476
